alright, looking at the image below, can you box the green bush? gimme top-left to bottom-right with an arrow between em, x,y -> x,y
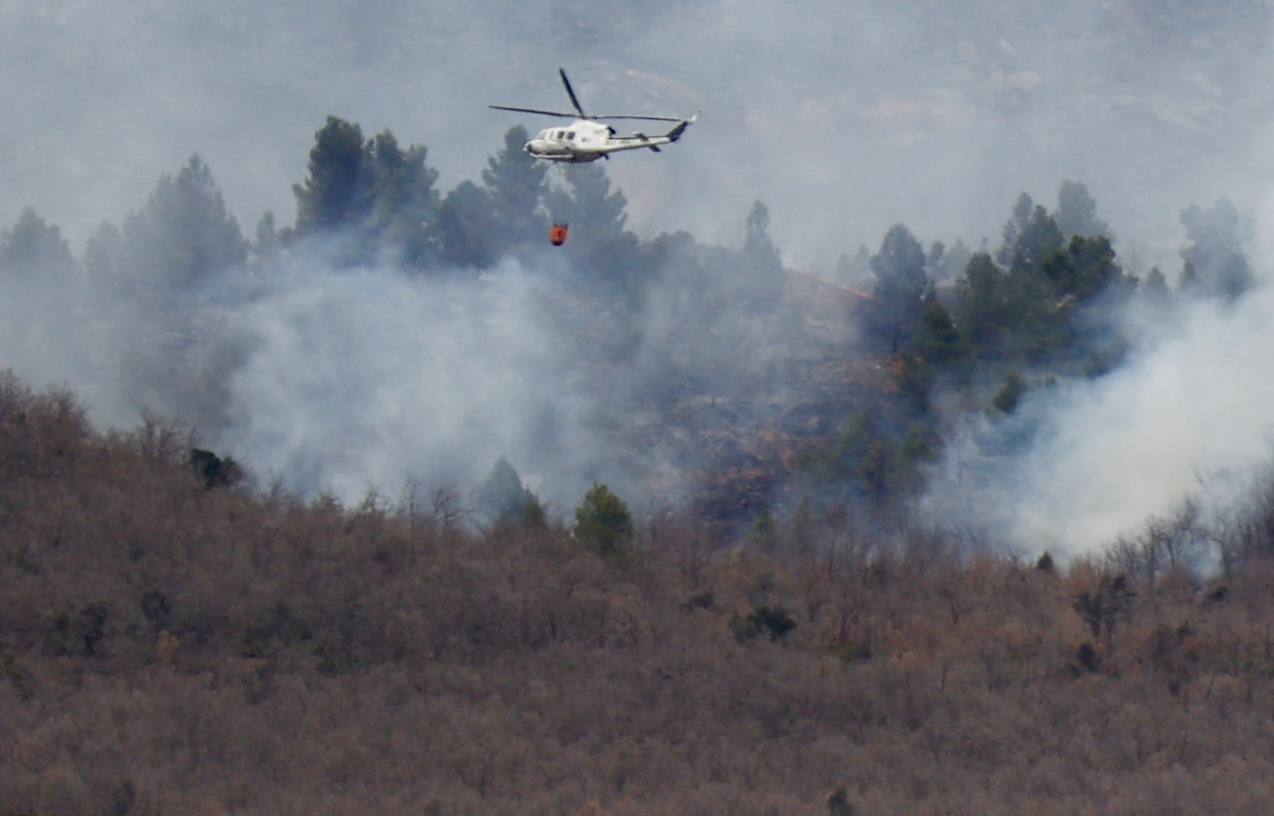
732,604 -> 798,642
572,483 -> 633,560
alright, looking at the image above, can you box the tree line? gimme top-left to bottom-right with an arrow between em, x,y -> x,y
0,115 -> 1258,521
797,180 -> 1253,506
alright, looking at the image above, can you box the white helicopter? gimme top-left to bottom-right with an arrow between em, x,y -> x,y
490,69 -> 699,162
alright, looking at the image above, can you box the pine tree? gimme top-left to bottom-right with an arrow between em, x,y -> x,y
121,155 -> 247,290
954,252 -> 1008,353
866,224 -> 928,353
737,200 -> 784,310
1055,180 -> 1109,240
1041,235 -> 1129,304
292,118 -> 444,268
475,457 -> 536,526
996,192 -> 1034,268
1010,204 -> 1064,275
364,130 -> 441,268
909,296 -> 970,367
546,163 -> 639,285
482,126 -> 549,253
548,163 -> 627,237
439,181 -> 496,269
293,116 -> 371,235
573,483 -> 634,560
1179,198 -> 1253,300
0,208 -> 78,280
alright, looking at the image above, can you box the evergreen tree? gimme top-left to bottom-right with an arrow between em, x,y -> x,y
292,119 -> 442,268
955,245 -> 1072,362
954,252 -> 1008,353
743,200 -> 779,264
1010,204 -> 1064,275
997,192 -> 1035,268
573,483 -> 634,560
0,208 -> 78,280
1055,180 -> 1109,240
475,457 -> 537,526
909,296 -> 970,367
482,126 -> 549,253
1041,235 -> 1129,304
439,180 -> 496,269
293,116 -> 371,235
1179,198 -> 1253,300
547,163 -> 627,237
121,155 -> 247,291
1002,259 -> 1066,360
738,200 -> 784,309
364,130 -> 441,268
980,195 -> 1071,359
866,224 -> 928,353
546,163 -> 640,286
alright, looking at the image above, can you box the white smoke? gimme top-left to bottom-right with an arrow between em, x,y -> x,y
195,255 -> 628,507
925,285 -> 1274,558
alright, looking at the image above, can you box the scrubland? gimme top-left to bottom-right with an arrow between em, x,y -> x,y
5,371 -> 1274,816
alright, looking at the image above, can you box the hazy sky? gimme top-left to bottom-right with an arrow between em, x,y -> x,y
4,0 -> 1273,271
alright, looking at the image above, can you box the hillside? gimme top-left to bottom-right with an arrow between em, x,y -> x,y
6,371 -> 1274,815
7,3 -> 1274,813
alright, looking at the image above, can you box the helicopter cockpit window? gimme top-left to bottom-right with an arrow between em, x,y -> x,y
566,131 -> 575,140
555,130 -> 565,139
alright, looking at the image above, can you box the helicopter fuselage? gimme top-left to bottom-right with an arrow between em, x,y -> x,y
524,120 -> 607,162
524,118 -> 691,162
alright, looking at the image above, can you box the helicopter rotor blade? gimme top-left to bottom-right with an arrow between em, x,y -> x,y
590,114 -> 685,122
559,68 -> 587,118
489,105 -> 580,118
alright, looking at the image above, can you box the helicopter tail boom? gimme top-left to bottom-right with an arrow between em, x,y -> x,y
666,112 -> 700,142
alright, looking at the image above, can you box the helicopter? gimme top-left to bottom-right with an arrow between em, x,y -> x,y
490,69 -> 699,163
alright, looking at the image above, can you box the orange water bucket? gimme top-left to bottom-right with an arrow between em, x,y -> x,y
549,223 -> 569,246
